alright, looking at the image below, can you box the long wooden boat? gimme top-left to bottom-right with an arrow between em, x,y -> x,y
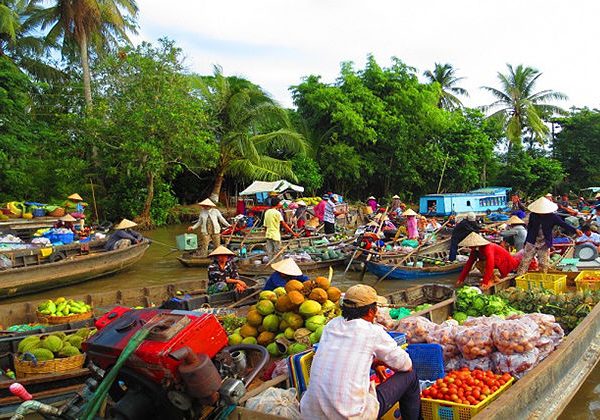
366,249 -> 467,280
403,275 -> 600,419
0,240 -> 150,300
177,234 -> 353,268
0,276 -> 261,334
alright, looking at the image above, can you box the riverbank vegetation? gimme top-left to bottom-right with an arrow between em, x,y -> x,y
1,1 -> 598,226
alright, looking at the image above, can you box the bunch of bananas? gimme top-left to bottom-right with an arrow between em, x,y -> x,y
37,297 -> 92,316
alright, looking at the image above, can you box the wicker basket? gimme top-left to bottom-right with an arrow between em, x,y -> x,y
13,353 -> 86,378
36,310 -> 93,325
48,207 -> 66,217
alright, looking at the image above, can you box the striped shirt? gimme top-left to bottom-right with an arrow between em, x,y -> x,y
324,200 -> 336,224
300,317 -> 412,419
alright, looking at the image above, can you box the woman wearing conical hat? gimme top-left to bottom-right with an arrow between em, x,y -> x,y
104,219 -> 144,251
63,193 -> 87,216
263,258 -> 309,291
500,216 -> 528,251
206,246 -> 247,294
456,232 -> 521,289
516,197 -> 582,275
187,198 -> 231,257
402,208 -> 419,240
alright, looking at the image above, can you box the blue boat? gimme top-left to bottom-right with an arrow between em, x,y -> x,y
419,187 -> 511,216
366,250 -> 467,280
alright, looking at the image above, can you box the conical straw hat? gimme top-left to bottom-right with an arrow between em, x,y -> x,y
68,193 -> 83,201
209,245 -> 235,257
507,216 -> 526,225
114,219 -> 137,230
459,232 -> 490,247
402,208 -> 417,217
271,258 -> 303,276
59,214 -> 77,222
596,193 -> 600,199
528,197 -> 558,214
367,196 -> 376,200
392,195 -> 400,199
198,198 -> 216,207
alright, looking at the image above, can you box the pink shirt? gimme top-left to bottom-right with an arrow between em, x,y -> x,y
300,317 -> 412,419
406,216 -> 418,239
314,200 -> 326,222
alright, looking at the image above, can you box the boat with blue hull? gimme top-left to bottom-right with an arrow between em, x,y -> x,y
366,249 -> 467,280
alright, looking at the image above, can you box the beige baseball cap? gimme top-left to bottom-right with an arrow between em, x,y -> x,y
342,284 -> 387,307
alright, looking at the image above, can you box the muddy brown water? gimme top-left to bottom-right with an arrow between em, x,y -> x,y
6,225 -> 599,418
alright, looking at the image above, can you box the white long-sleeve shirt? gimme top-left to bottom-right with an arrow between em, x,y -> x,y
191,208 -> 230,234
300,317 -> 412,420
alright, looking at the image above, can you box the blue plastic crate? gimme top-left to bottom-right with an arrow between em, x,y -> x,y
49,232 -> 74,244
406,343 -> 445,381
32,208 -> 46,217
387,332 -> 407,346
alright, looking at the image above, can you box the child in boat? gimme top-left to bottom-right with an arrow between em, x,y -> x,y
263,258 -> 308,291
206,246 -> 246,294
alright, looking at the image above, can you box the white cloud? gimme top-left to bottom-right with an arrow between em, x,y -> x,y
134,0 -> 600,109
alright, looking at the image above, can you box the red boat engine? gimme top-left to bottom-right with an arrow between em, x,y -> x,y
82,308 -> 268,420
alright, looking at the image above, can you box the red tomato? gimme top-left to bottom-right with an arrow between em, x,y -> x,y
502,373 -> 512,381
467,396 -> 477,405
498,379 -> 506,386
472,390 -> 480,399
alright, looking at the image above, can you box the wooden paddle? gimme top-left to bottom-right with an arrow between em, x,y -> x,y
358,207 -> 388,282
225,218 -> 239,246
374,218 -> 451,285
238,213 -> 263,250
225,289 -> 262,309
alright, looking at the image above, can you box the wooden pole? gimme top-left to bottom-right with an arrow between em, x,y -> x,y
437,153 -> 449,194
89,179 -> 99,223
358,206 -> 388,282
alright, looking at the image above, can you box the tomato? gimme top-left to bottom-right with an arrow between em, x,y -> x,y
455,379 -> 463,386
436,379 -> 444,386
472,390 -> 480,399
501,373 -> 512,381
466,377 -> 475,386
447,377 -> 455,383
491,385 -> 499,392
498,379 -> 506,386
482,387 -> 491,396
467,396 -> 477,405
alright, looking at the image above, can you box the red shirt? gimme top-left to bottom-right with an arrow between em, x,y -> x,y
458,243 -> 519,283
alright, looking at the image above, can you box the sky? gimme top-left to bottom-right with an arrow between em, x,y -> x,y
133,0 -> 600,110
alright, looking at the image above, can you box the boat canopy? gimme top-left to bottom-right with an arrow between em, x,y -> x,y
240,180 -> 304,196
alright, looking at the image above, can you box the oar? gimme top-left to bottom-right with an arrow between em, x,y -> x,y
226,218 -> 239,246
374,218 -> 451,285
358,207 -> 388,282
239,213 -> 263,250
149,238 -> 178,251
225,289 -> 262,309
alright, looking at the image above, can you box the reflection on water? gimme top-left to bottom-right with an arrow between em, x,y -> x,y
5,224 -> 599,418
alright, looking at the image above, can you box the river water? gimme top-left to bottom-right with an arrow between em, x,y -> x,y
9,225 -> 600,418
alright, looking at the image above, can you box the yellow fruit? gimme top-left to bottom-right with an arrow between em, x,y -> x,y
247,310 -> 263,327
315,276 -> 331,290
288,290 -> 305,305
327,287 -> 342,303
309,288 -> 328,304
284,280 -> 304,293
239,324 -> 258,338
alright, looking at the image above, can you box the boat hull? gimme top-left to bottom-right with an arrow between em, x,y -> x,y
0,241 -> 150,300
238,257 -> 347,276
366,260 -> 464,280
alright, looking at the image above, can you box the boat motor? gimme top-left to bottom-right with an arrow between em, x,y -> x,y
10,308 -> 269,420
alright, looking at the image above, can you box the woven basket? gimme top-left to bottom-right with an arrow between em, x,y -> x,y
48,207 -> 66,217
36,310 -> 93,325
14,353 -> 86,378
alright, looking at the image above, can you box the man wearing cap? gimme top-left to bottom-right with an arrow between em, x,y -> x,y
323,194 -> 344,234
263,258 -> 308,291
517,196 -> 582,275
448,212 -> 481,261
500,216 -> 528,251
105,219 -> 144,251
456,232 -> 520,288
207,246 -> 247,294
300,284 -> 420,420
264,197 -> 298,259
187,198 -> 230,257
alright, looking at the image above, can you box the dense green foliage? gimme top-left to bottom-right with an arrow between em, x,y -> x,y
0,0 -> 592,225
554,108 -> 600,191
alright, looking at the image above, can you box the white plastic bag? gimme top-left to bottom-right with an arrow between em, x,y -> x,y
245,387 -> 301,419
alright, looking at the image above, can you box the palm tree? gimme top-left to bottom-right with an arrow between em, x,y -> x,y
423,63 -> 469,110
28,0 -> 138,106
482,64 -> 567,145
0,0 -> 20,54
194,67 -> 307,203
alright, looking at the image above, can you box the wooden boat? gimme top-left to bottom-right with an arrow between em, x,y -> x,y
0,276 -> 262,333
407,275 -> 600,419
0,240 -> 150,300
366,249 -> 467,280
238,255 -> 348,276
177,234 -> 353,268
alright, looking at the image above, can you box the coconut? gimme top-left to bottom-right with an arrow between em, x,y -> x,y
257,331 -> 276,346
288,290 -> 305,305
288,342 -> 308,355
327,286 -> 342,303
305,315 -> 327,332
302,280 -> 316,295
273,287 -> 287,297
284,327 -> 296,340
259,290 -> 278,302
262,314 -> 280,332
241,337 -> 257,345
299,300 -> 322,318
266,342 -> 281,356
294,328 -> 312,346
315,276 -> 331,290
240,324 -> 258,338
309,288 -> 328,304
246,310 -> 263,327
228,333 -> 243,345
283,312 -> 304,329
275,295 -> 295,313
284,280 -> 304,293
256,300 -> 275,316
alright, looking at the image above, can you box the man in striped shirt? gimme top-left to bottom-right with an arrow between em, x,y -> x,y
300,285 -> 420,419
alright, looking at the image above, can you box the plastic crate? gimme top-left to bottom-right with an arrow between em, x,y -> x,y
515,272 -> 567,294
421,377 -> 514,420
406,344 -> 445,381
387,331 -> 407,346
32,208 -> 46,217
176,233 -> 198,251
574,271 -> 600,291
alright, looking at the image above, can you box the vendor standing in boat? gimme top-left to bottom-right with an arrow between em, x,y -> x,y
366,196 -> 378,213
500,216 -> 528,251
402,208 -> 419,240
517,196 -> 582,275
300,284 -> 420,420
263,258 -> 309,290
187,198 -> 230,257
456,232 -> 520,289
293,200 -> 310,230
313,194 -> 328,224
264,197 -> 298,259
389,195 -> 403,216
63,193 -> 87,218
207,246 -> 247,294
448,212 -> 480,261
105,219 -> 144,250
510,193 -> 527,219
